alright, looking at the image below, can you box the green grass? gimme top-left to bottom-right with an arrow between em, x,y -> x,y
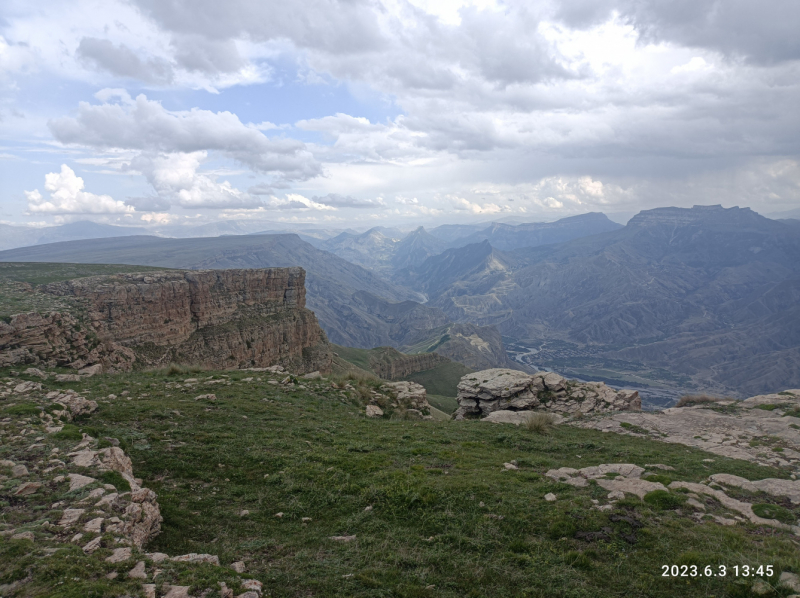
0,262 -> 165,285
427,394 -> 459,415
1,366 -> 799,597
404,361 -> 473,398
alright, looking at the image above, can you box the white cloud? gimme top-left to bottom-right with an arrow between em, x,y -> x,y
450,195 -> 508,214
49,92 -> 321,182
129,152 -> 262,209
25,165 -> 135,214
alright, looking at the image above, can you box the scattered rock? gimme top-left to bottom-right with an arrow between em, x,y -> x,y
239,509 -> 250,517
23,368 -> 48,379
14,381 -> 43,394
231,561 -> 246,573
274,512 -> 283,518
780,572 -> 800,592
194,394 -> 217,401
303,371 -> 322,379
83,536 -> 103,554
11,464 -> 28,477
11,531 -> 34,541
607,491 -> 625,500
330,535 -> 356,542
105,547 -> 132,563
55,374 -> 81,382
83,517 -> 103,533
127,561 -> 147,579
241,579 -> 263,593
13,482 -> 42,496
162,586 -> 191,598
544,493 -> 557,502
503,462 -> 518,470
68,473 -> 96,491
172,553 -> 220,565
143,584 -> 157,598
365,405 -> 383,418
78,364 -> 103,377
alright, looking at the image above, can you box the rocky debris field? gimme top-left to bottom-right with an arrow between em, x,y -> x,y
2,364 -> 800,597
453,368 -> 641,420
573,390 -> 800,471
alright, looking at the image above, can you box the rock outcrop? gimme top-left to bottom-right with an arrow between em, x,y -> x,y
576,389 -> 800,469
1,268 -> 332,374
453,368 -> 641,420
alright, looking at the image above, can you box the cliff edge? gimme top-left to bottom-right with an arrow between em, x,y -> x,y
0,267 -> 331,374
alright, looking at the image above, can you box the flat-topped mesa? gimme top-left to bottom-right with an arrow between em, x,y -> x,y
453,368 -> 640,420
42,268 -> 307,346
1,268 -> 331,374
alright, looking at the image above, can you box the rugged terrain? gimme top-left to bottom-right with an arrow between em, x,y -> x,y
0,264 -> 331,374
2,365 -> 800,597
0,239 -> 516,371
400,206 -> 800,397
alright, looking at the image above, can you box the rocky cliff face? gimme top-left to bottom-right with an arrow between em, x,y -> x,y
453,368 -> 640,420
364,347 -> 449,380
1,268 -> 331,373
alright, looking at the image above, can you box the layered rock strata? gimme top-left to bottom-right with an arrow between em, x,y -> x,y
1,268 -> 331,373
365,347 -> 448,380
453,368 -> 641,420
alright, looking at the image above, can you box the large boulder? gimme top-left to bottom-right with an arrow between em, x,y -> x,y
453,368 -> 640,420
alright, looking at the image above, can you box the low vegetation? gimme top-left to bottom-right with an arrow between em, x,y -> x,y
1,366 -> 799,597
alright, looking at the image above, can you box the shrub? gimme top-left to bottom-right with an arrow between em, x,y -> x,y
52,424 -> 82,441
524,412 -> 556,434
163,363 -> 205,376
98,470 -> 131,492
752,503 -> 796,524
643,490 -> 686,510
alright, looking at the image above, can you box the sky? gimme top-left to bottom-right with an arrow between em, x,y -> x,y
1,0 -> 800,231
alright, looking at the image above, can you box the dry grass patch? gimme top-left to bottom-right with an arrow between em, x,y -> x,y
676,394 -> 726,408
524,411 -> 557,434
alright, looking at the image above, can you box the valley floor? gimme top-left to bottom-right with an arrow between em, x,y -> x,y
1,367 -> 799,597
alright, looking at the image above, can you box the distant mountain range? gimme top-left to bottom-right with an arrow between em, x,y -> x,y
0,221 -> 147,251
2,206 -> 796,396
399,205 -> 800,396
317,213 -> 621,277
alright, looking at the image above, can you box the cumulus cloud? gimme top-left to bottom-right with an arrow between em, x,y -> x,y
311,193 -> 383,208
450,196 -> 509,214
553,0 -> 800,65
76,37 -> 174,84
49,92 -> 321,182
129,151 -> 262,209
25,165 -> 135,214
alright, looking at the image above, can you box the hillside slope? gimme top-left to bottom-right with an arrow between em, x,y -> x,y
403,206 -> 800,396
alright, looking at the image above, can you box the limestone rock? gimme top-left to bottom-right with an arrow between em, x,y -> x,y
11,531 -> 34,541
83,536 -> 102,553
127,561 -> 147,579
454,368 -> 640,420
383,381 -> 431,414
231,561 -> 246,573
162,586 -> 191,598
365,405 -> 383,418
544,493 -> 557,502
68,473 -> 96,491
23,368 -> 48,379
780,572 -> 800,592
172,553 -> 220,565
55,374 -> 82,382
11,464 -> 28,477
105,547 -> 132,563
14,381 -> 42,394
576,389 -> 800,468
122,488 -> 163,548
78,364 -> 103,377
13,482 -> 41,496
59,509 -> 85,527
